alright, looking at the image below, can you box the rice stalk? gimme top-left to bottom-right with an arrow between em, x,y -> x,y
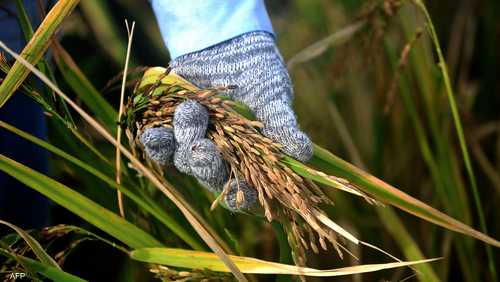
115,20 -> 135,218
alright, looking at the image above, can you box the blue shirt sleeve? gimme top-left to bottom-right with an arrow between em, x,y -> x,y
151,0 -> 274,59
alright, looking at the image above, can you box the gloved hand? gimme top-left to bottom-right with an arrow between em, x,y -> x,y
140,31 -> 312,211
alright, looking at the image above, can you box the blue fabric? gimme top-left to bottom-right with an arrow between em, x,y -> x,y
151,0 -> 274,59
0,0 -> 41,54
0,0 -> 50,229
0,94 -> 50,229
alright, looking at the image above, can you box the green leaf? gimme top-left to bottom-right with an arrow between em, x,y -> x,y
52,43 -> 118,132
13,0 -> 34,39
0,154 -> 162,249
0,249 -> 86,282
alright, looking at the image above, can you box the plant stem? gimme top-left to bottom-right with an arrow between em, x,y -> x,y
413,1 -> 497,281
116,21 -> 135,218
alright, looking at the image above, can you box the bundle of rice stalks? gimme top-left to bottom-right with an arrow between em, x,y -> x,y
124,67 -> 377,264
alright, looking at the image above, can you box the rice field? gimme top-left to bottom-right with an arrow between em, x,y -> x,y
0,1 -> 499,281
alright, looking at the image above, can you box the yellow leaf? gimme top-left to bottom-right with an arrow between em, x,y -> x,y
131,247 -> 439,277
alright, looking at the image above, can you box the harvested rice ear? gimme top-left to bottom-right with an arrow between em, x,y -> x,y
188,138 -> 228,193
128,69 -> 375,258
139,127 -> 175,166
224,178 -> 258,212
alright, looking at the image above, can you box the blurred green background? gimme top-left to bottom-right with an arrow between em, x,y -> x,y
1,0 -> 499,281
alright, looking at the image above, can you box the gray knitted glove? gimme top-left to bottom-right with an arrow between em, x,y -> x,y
141,31 -> 312,211
139,127 -> 175,167
170,31 -> 313,161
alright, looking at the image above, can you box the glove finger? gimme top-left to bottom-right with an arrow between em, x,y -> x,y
173,145 -> 192,174
187,138 -> 228,193
172,100 -> 210,174
224,178 -> 257,212
173,100 -> 209,145
258,99 -> 313,162
186,138 -> 258,212
139,127 -> 175,166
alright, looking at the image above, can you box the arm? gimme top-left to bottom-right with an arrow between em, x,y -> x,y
144,1 -> 312,211
150,0 -> 273,59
